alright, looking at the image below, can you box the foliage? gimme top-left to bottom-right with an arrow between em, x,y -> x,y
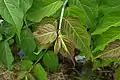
0,0 -> 120,79
42,51 -> 58,71
0,41 -> 14,70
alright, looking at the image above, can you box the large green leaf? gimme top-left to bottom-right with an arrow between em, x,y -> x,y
19,0 -> 33,14
0,0 -> 23,37
92,12 -> 120,35
0,0 -> 33,38
100,0 -> 120,15
63,18 -> 91,58
93,27 -> 120,53
20,28 -> 36,54
32,64 -> 47,80
0,41 -> 14,69
42,51 -> 58,71
33,22 -> 57,44
65,5 -> 85,25
69,0 -> 98,30
97,40 -> 120,58
27,0 -> 63,22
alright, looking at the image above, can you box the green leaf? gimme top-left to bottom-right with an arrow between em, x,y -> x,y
0,0 -> 23,37
69,0 -> 98,30
0,34 -> 2,40
100,0 -> 120,15
0,41 -> 14,70
60,35 -> 75,58
34,44 -> 50,55
27,73 -> 35,80
97,40 -> 120,58
19,0 -> 33,14
20,28 -> 36,54
43,51 -> 58,71
63,18 -> 91,58
20,60 -> 33,71
65,5 -> 85,25
17,71 -> 27,80
27,0 -> 63,22
115,67 -> 120,80
33,23 -> 57,44
0,0 -> 33,38
92,12 -> 120,35
33,64 -> 47,80
24,51 -> 44,61
0,21 -> 15,38
68,0 -> 80,5
93,27 -> 120,53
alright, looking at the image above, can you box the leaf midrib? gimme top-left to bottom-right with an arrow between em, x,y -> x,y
4,0 -> 16,26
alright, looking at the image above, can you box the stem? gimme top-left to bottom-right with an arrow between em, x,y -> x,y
28,52 -> 44,73
58,0 -> 68,34
28,49 -> 48,73
5,35 -> 14,42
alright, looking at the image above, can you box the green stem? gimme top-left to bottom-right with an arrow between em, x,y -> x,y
58,0 -> 68,34
28,49 -> 48,73
28,52 -> 44,73
5,35 -> 14,42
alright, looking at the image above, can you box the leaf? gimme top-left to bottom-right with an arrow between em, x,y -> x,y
0,0 -> 23,37
33,23 -> 57,44
0,21 -> 15,38
42,51 -> 58,71
17,71 -> 27,80
54,36 -> 61,54
63,18 -> 91,58
115,67 -> 120,80
68,0 -> 80,5
0,41 -> 14,70
34,44 -> 50,55
20,28 -> 36,54
27,0 -> 63,22
19,0 -> 33,14
24,51 -> 44,61
60,35 -> 75,58
93,27 -> 120,53
32,64 -> 47,80
69,0 -> 98,30
93,58 -> 117,69
0,0 -> 33,38
20,60 -> 33,71
100,0 -> 120,15
97,40 -> 120,58
92,12 -> 120,35
65,5 -> 85,25
27,73 -> 35,80
0,34 -> 2,40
